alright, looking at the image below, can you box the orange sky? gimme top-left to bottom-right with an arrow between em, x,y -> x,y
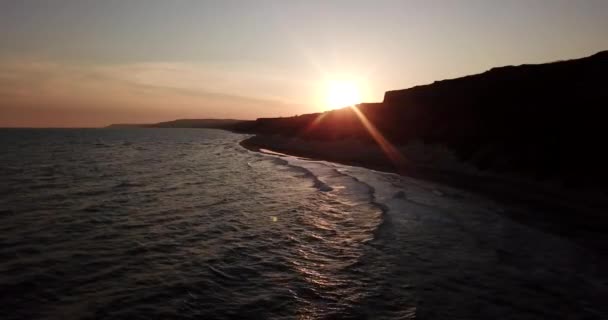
1,1 -> 607,127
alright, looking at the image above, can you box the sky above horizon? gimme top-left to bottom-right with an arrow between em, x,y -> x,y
1,0 -> 607,127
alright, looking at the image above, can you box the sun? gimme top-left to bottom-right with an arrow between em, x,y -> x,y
325,80 -> 362,110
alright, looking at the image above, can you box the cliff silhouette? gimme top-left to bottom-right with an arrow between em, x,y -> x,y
107,119 -> 244,130
236,51 -> 608,188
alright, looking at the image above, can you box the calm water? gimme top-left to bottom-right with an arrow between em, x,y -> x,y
1,128 -> 606,319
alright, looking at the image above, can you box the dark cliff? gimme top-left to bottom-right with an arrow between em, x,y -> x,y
235,51 -> 608,187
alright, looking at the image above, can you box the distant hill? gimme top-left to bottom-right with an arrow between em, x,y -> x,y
107,119 -> 248,130
235,51 -> 608,187
106,123 -> 147,128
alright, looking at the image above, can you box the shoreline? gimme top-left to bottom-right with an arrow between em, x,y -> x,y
240,134 -> 608,253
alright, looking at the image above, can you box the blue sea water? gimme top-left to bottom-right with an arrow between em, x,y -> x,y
0,128 -> 606,319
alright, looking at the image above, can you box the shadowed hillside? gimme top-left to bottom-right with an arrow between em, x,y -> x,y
236,51 -> 608,187
107,119 -> 247,130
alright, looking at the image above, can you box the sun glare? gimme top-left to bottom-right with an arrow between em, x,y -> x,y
325,81 -> 362,110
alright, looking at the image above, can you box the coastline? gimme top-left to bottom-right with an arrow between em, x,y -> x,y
240,134 -> 608,253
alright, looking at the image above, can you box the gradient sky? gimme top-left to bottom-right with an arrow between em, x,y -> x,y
1,0 -> 607,127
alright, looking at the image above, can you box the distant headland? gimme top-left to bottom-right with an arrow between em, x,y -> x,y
106,119 -> 244,130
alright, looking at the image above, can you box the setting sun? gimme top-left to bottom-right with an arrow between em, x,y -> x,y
325,81 -> 362,110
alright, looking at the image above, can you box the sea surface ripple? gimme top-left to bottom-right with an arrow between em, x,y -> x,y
0,128 -> 606,319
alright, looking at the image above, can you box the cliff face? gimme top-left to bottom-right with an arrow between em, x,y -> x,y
235,51 -> 608,186
381,51 -> 607,179
383,51 -> 607,143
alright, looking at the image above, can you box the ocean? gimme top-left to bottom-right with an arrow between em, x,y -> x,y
0,128 -> 606,319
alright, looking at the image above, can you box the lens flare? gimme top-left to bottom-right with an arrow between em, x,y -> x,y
350,106 -> 407,169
